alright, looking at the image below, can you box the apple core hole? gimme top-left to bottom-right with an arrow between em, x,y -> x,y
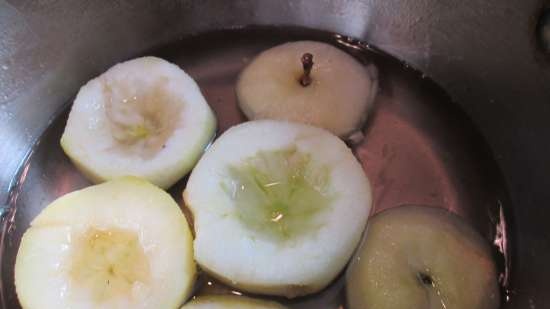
102,77 -> 183,158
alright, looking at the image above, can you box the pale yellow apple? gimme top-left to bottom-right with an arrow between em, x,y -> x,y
346,206 -> 500,309
61,56 -> 216,189
184,120 -> 372,298
15,177 -> 196,309
181,295 -> 287,309
237,41 -> 378,137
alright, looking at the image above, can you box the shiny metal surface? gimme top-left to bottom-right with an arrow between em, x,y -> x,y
0,1 -> 548,308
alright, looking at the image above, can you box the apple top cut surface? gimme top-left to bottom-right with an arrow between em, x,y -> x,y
236,41 -> 378,137
14,177 -> 196,309
61,56 -> 216,189
181,295 -> 287,309
346,206 -> 500,309
184,120 -> 372,297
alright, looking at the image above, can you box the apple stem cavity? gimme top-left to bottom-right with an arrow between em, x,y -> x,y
299,53 -> 314,87
418,273 -> 433,286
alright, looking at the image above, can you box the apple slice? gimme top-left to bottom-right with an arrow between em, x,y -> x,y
61,56 -> 216,189
346,206 -> 500,309
15,177 -> 196,309
236,41 -> 378,138
184,120 -> 372,298
181,295 -> 287,309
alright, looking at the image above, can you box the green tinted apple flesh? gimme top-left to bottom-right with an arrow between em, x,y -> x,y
224,147 -> 332,241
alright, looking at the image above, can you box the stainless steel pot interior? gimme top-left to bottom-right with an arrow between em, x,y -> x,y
1,1 -> 549,308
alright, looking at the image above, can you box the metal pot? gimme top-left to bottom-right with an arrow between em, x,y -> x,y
1,1 -> 548,308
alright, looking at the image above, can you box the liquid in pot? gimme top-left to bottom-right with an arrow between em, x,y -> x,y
0,26 -> 512,308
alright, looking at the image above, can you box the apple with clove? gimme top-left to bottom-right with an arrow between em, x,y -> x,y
236,41 -> 378,138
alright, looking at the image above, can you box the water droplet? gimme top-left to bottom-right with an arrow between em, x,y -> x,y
1,65 -> 8,71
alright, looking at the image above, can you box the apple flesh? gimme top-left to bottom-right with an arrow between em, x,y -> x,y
61,56 -> 216,189
15,177 -> 196,309
184,120 -> 372,298
181,295 -> 287,309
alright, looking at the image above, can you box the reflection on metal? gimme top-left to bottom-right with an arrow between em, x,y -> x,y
537,8 -> 550,53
